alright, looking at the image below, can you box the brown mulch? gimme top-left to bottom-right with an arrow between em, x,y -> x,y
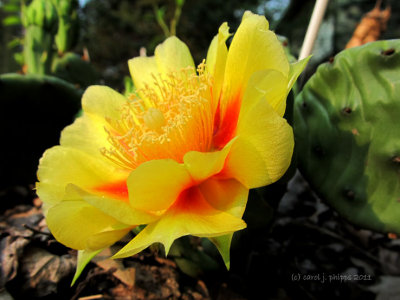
1,173 -> 400,300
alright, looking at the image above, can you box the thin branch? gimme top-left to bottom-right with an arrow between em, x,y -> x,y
23,224 -> 52,236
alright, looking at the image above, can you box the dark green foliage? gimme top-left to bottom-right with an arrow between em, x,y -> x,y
0,74 -> 82,187
169,237 -> 220,278
294,40 -> 400,234
80,0 -> 262,89
52,52 -> 98,88
0,1 -> 21,73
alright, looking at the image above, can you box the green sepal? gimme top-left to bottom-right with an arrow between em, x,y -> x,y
123,76 -> 135,97
287,55 -> 311,95
71,248 -> 103,286
209,234 -> 233,270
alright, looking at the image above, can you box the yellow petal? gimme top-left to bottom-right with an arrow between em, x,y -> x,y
113,185 -> 246,258
128,56 -> 161,103
68,184 -> 158,225
206,22 -> 230,101
241,69 -> 288,117
221,11 -> 289,112
155,36 -> 195,75
82,85 -> 127,121
225,98 -> 294,189
46,199 -> 130,250
86,229 -> 130,250
198,178 -> 248,218
128,56 -> 159,92
60,115 -> 108,159
127,159 -> 192,212
36,146 -> 128,205
183,138 -> 234,182
128,37 -> 196,105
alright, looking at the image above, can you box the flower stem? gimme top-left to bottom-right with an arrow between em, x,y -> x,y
153,4 -> 170,37
170,0 -> 185,36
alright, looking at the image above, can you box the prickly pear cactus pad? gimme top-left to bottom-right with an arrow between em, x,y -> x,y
294,40 -> 400,234
0,74 -> 82,188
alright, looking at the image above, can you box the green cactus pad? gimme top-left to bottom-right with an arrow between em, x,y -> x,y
52,53 -> 99,88
294,40 -> 400,234
0,74 -> 82,188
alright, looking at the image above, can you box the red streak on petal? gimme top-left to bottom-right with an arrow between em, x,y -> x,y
172,186 -> 210,215
213,97 -> 221,136
213,92 -> 242,149
92,180 -> 129,202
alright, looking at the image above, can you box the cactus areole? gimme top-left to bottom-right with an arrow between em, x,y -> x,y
294,40 -> 400,234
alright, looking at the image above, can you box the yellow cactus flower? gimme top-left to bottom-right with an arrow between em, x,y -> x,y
36,11 -> 308,269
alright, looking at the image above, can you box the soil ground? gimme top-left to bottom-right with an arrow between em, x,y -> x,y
1,173 -> 399,300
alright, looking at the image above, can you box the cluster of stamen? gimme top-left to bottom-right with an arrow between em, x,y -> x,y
101,61 -> 215,170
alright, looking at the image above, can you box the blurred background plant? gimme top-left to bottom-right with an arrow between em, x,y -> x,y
2,0 -> 399,82
1,0 -> 400,299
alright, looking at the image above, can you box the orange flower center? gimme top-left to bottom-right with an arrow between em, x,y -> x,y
101,62 -> 218,170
